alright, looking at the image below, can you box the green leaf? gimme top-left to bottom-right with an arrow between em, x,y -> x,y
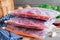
56,15 -> 60,18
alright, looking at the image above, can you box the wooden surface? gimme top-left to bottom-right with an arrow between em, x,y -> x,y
0,1 -> 3,18
0,0 -> 14,17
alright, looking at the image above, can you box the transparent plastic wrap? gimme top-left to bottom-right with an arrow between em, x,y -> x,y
13,7 -> 60,21
5,17 -> 47,30
4,24 -> 55,40
5,17 -> 56,29
4,7 -> 60,40
4,17 -> 56,39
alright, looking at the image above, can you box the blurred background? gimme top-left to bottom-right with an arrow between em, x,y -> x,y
14,0 -> 60,7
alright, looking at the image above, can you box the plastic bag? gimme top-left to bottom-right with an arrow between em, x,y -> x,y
4,7 -> 59,40
5,24 -> 55,40
5,17 -> 47,30
13,7 -> 60,21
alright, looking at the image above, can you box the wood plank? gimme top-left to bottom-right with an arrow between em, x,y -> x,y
0,8 -> 3,18
0,0 -> 14,16
0,1 -> 3,18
